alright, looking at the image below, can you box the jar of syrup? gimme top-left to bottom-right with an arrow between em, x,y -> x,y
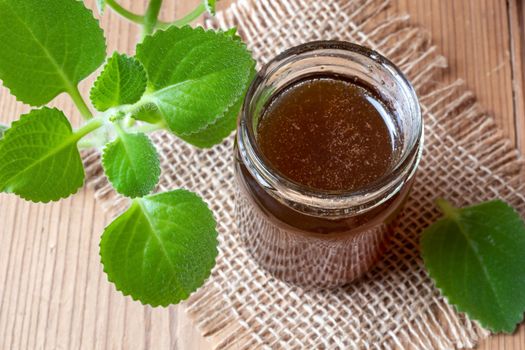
234,41 -> 422,288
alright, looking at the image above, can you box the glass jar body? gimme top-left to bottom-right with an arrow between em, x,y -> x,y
235,158 -> 416,287
234,41 -> 422,288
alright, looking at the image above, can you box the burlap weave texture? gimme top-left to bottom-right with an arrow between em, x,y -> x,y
85,0 -> 525,348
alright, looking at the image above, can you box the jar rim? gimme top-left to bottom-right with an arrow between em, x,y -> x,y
238,40 -> 423,214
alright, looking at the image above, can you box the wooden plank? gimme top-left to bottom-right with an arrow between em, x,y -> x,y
0,1 -> 523,349
385,0 -> 519,146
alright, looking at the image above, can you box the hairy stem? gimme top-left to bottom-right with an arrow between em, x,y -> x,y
69,85 -> 93,120
75,118 -> 104,140
114,121 -> 126,137
171,3 -> 206,28
435,198 -> 460,220
105,0 -> 145,24
143,0 -> 164,38
135,121 -> 167,133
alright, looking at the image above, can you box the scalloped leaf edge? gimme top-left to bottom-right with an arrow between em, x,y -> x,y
90,52 -> 148,112
421,200 -> 525,333
0,1 -> 107,107
99,190 -> 219,307
0,107 -> 86,203
137,25 -> 256,137
100,130 -> 161,198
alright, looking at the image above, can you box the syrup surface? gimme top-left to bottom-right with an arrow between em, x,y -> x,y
257,75 -> 396,192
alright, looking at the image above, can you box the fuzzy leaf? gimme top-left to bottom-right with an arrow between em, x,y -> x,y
178,95 -> 242,148
131,102 -> 163,124
100,189 -> 218,306
102,130 -> 160,198
421,199 -> 525,333
90,53 -> 147,112
0,108 -> 87,202
136,26 -> 255,146
0,0 -> 106,106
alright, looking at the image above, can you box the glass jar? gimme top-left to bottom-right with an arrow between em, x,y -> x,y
234,41 -> 422,288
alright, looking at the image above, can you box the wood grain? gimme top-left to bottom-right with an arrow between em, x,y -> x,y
0,0 -> 523,349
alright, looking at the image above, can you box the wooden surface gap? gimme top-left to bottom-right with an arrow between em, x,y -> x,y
508,0 -> 525,155
507,0 -> 522,149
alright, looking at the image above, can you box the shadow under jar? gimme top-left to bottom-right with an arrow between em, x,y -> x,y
234,41 -> 422,288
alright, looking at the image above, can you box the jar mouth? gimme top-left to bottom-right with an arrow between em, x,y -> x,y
238,41 -> 423,215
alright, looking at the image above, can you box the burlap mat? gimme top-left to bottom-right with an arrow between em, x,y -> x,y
85,0 -> 525,348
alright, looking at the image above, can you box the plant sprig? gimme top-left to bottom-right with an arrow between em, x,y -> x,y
101,0 -> 215,34
0,0 -> 254,306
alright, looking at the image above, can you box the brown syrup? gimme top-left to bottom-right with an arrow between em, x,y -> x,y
257,74 -> 396,192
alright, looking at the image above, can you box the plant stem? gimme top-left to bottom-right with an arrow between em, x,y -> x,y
171,3 -> 206,28
114,121 -> 126,137
69,85 -> 93,120
143,0 -> 164,38
135,121 -> 167,133
435,198 -> 460,219
105,0 -> 145,24
75,118 -> 104,140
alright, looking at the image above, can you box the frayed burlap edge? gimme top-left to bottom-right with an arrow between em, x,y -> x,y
84,0 -> 525,349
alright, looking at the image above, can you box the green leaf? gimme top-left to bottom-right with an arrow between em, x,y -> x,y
0,108 -> 95,202
204,0 -> 217,15
136,26 -> 255,145
131,102 -> 163,124
178,94 -> 242,148
102,129 -> 160,198
96,0 -> 106,14
0,0 -> 106,106
90,53 -> 147,112
421,199 -> 525,333
0,124 -> 7,140
175,60 -> 254,148
100,189 -> 218,306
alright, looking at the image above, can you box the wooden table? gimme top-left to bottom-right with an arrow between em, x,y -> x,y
0,0 -> 523,349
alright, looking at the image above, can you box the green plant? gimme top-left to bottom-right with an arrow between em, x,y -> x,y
0,0 -> 255,306
421,199 -> 525,333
